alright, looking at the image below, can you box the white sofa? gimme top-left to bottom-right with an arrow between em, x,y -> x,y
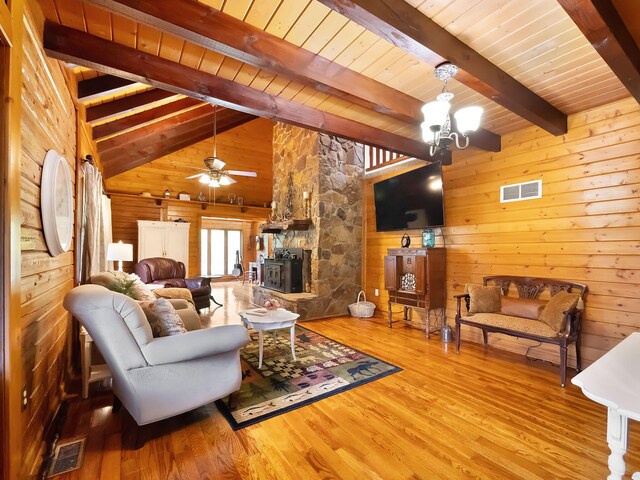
64,284 -> 249,425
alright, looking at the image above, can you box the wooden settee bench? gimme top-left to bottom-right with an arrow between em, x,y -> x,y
454,276 -> 588,386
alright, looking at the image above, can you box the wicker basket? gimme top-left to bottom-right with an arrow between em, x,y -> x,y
348,291 -> 376,318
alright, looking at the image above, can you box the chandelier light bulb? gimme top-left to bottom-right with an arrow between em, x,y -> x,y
209,178 -> 220,188
421,101 -> 450,132
454,106 -> 484,135
199,173 -> 211,184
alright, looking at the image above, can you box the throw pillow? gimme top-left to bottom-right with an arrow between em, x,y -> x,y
466,283 -> 502,314
128,273 -> 157,302
500,296 -> 547,320
538,290 -> 580,333
154,288 -> 196,310
139,298 -> 187,337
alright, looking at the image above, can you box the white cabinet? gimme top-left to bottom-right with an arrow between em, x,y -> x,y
137,221 -> 190,272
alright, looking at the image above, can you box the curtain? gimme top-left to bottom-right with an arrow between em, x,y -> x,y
79,162 -> 112,283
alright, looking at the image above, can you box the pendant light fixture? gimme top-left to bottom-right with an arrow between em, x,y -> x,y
421,62 -> 483,157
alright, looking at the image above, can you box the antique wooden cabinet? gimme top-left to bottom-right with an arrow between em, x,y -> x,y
384,247 -> 446,337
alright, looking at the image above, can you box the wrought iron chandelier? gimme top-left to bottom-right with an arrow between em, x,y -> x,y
421,62 -> 483,157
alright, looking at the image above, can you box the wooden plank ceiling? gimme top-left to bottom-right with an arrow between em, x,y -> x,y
37,0 -> 638,177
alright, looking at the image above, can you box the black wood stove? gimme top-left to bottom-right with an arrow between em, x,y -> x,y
263,248 -> 303,294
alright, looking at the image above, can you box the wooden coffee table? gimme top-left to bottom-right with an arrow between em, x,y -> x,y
238,308 -> 300,368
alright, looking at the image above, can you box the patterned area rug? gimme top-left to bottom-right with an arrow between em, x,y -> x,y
216,325 -> 401,429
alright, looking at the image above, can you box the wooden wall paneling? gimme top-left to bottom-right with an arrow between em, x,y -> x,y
105,118 -> 274,206
363,97 -> 640,369
109,195 -> 163,272
16,2 -> 77,476
1,0 -> 24,476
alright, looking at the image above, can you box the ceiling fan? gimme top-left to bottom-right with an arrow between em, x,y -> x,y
185,105 -> 257,187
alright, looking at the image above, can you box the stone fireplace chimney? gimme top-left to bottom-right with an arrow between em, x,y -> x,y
254,123 -> 364,319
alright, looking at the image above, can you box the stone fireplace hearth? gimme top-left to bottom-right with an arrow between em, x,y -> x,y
253,123 -> 364,319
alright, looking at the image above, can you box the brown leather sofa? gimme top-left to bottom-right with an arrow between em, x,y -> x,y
134,257 -> 211,311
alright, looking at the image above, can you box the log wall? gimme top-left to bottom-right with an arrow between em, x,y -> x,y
19,2 -> 77,475
363,97 -> 640,368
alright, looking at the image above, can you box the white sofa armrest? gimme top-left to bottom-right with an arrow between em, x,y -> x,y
141,325 -> 249,365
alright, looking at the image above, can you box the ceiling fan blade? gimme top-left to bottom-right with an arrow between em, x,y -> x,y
185,173 -> 204,179
211,158 -> 226,171
228,170 -> 257,177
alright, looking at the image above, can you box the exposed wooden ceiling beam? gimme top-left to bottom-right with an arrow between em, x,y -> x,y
43,21 -> 441,162
102,123 -> 212,178
97,103 -> 213,155
101,109 -> 255,178
318,0 -> 568,136
77,74 -> 136,102
85,88 -> 178,123
558,0 -> 640,104
82,0 -> 499,152
92,97 -> 203,140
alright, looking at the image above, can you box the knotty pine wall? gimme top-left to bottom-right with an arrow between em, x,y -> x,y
109,193 -> 269,277
19,1 -> 77,475
106,118 -> 274,207
364,97 -> 640,368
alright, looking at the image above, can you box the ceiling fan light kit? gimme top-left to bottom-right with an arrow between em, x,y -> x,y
421,62 -> 483,157
187,105 -> 257,188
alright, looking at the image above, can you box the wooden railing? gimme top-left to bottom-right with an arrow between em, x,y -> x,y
364,144 -> 410,173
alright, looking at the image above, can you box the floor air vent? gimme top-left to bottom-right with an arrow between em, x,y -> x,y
47,438 -> 86,477
500,180 -> 542,203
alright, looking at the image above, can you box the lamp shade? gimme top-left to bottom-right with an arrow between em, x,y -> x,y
209,178 -> 220,188
106,241 -> 133,262
421,101 -> 450,132
219,174 -> 231,186
199,173 -> 211,184
454,106 -> 483,134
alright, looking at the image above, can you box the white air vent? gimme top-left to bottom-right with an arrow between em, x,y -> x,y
500,180 -> 542,203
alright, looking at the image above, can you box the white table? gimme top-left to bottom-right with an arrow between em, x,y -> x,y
238,308 -> 300,368
572,332 -> 640,480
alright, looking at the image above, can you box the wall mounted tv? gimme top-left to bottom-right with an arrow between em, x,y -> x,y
373,162 -> 445,232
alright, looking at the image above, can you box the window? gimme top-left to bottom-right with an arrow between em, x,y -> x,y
200,228 -> 243,275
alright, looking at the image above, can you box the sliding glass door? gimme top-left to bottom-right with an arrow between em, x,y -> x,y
200,228 -> 242,275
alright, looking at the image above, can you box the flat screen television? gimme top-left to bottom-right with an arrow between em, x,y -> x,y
373,163 -> 444,232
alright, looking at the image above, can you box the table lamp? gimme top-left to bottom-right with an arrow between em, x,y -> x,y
106,240 -> 133,272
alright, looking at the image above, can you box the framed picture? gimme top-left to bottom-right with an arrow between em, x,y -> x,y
41,150 -> 73,257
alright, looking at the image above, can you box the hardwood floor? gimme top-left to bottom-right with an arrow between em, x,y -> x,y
56,282 -> 639,479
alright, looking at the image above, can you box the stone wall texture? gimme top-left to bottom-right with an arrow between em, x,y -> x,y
268,123 -> 364,318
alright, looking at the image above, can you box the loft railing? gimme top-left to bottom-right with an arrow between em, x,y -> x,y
363,144 -> 410,173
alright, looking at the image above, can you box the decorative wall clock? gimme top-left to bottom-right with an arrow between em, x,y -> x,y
41,150 -> 73,257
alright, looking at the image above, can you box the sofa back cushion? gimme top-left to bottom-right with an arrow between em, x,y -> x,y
538,290 -> 580,333
500,296 -> 547,320
135,257 -> 186,283
466,284 -> 501,314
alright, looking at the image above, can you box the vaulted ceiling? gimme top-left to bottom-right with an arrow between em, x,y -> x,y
38,0 -> 640,177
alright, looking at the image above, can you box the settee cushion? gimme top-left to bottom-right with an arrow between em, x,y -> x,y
539,291 -> 580,333
460,313 -> 559,338
139,298 -> 187,337
500,296 -> 547,320
466,284 -> 501,314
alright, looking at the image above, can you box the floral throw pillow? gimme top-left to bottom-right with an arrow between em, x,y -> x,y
128,273 -> 157,302
138,298 -> 187,337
